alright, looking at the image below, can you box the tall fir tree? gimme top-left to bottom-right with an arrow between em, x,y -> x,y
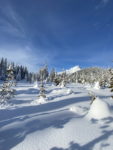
0,64 -> 16,104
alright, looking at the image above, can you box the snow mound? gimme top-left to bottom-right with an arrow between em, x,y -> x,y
32,96 -> 47,105
52,88 -> 73,95
86,98 -> 111,119
59,66 -> 81,74
69,106 -> 87,115
38,96 -> 47,104
66,89 -> 73,94
60,82 -> 65,88
93,82 -> 100,90
34,81 -> 38,88
85,84 -> 93,90
69,106 -> 82,114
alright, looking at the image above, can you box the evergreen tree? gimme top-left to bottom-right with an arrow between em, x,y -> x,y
49,68 -> 56,82
60,71 -> 67,87
0,65 -> 16,104
109,68 -> 113,98
39,65 -> 49,81
39,82 -> 46,98
38,67 -> 47,98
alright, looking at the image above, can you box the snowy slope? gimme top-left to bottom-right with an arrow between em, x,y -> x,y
59,65 -> 81,74
0,82 -> 113,150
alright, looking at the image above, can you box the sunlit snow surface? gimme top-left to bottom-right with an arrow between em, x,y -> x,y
0,82 -> 113,150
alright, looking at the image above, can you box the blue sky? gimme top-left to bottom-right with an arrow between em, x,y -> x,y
0,0 -> 113,71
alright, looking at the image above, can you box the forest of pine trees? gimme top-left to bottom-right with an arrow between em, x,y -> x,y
0,58 -> 34,82
0,58 -> 50,83
0,57 -> 112,88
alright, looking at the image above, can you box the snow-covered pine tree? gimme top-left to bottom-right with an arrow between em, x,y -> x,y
39,65 -> 49,82
39,82 -> 46,98
109,68 -> 113,98
60,71 -> 67,87
53,74 -> 61,86
49,68 -> 56,83
38,68 -> 46,98
0,64 -> 16,104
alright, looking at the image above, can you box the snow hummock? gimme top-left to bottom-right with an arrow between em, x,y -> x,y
66,89 -> 73,94
31,96 -> 47,105
38,96 -> 46,104
86,97 -> 111,119
33,81 -> 38,88
52,88 -> 73,95
93,82 -> 100,90
69,106 -> 86,115
59,66 -> 81,74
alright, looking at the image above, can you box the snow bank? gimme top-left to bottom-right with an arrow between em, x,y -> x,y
86,98 -> 111,119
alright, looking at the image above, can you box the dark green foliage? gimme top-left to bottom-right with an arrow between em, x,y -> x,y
53,77 -> 61,86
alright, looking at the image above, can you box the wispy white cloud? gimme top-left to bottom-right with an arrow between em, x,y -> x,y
0,3 -> 56,71
102,0 -> 109,4
0,3 -> 26,38
0,45 -> 56,72
95,0 -> 110,9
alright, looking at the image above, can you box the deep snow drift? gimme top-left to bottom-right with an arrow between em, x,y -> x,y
0,82 -> 113,150
86,97 -> 111,119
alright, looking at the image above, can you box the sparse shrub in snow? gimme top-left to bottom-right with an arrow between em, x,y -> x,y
86,97 -> 111,119
88,91 -> 96,105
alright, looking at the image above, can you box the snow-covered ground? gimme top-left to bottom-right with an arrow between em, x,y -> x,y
58,65 -> 81,74
0,82 -> 113,150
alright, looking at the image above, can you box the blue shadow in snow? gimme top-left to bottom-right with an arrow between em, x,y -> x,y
51,130 -> 113,150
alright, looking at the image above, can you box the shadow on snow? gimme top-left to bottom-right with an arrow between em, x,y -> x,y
0,96 -> 89,150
